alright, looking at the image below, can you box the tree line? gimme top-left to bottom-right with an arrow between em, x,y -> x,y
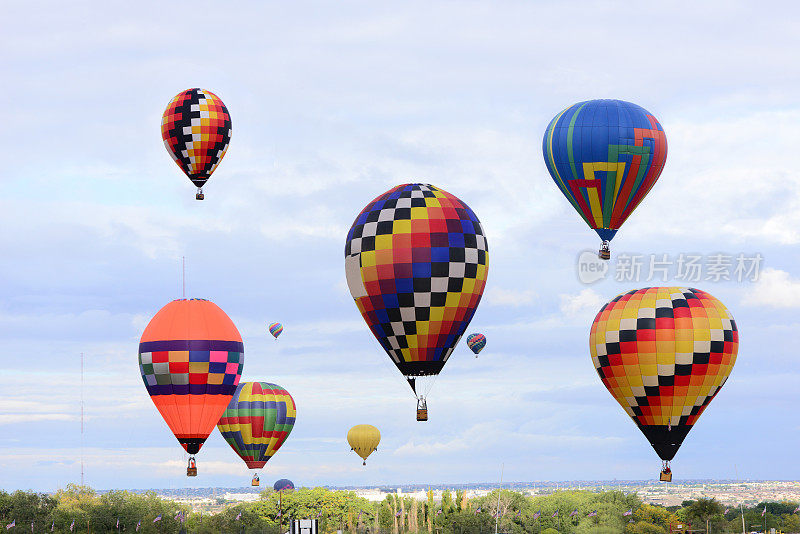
1,484 -> 799,533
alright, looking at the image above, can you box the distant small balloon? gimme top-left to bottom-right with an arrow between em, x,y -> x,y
347,424 -> 380,466
273,479 -> 294,492
466,333 -> 486,356
269,322 -> 283,339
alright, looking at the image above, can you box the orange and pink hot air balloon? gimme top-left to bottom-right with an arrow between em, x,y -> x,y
138,298 -> 244,475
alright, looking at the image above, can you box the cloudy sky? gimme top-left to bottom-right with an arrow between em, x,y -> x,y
2,1 -> 800,491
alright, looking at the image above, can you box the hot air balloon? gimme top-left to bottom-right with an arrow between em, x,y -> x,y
273,479 -> 294,492
268,322 -> 284,339
542,99 -> 667,259
466,333 -> 486,357
272,478 -> 295,528
590,287 -> 738,480
345,183 -> 489,420
161,88 -> 232,200
347,424 -> 381,465
138,298 -> 244,476
217,382 -> 296,486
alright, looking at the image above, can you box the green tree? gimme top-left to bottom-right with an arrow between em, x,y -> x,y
441,490 -> 454,515
685,498 -> 724,534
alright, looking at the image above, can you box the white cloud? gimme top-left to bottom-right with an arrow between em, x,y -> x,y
625,110 -> 800,246
484,287 -> 537,307
559,289 -> 604,317
743,268 -> 800,308
0,414 -> 76,425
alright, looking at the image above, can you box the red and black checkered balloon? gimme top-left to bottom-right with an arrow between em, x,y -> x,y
161,88 -> 232,189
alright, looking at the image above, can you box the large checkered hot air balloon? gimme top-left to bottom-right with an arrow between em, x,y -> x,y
217,382 -> 296,486
590,287 -> 738,480
161,88 -> 232,200
543,99 -> 667,259
344,183 -> 489,421
138,298 -> 244,476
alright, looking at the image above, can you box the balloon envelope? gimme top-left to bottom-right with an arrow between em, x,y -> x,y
273,479 -> 294,491
161,88 -> 232,189
138,298 -> 243,454
344,183 -> 489,392
590,287 -> 738,460
347,424 -> 381,463
217,382 -> 296,469
466,333 -> 486,355
543,99 -> 667,243
268,322 -> 284,339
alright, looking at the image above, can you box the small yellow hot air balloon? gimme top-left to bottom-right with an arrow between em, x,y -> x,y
347,424 -> 380,466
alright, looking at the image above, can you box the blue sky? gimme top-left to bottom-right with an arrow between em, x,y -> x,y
2,1 -> 800,491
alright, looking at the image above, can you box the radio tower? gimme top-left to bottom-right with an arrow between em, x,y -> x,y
81,352 -> 84,486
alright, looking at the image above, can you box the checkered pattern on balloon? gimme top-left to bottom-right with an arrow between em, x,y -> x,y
345,184 -> 488,399
161,88 -> 232,194
590,287 -> 738,464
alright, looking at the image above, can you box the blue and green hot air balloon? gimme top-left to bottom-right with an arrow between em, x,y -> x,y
466,333 -> 486,357
543,99 -> 667,259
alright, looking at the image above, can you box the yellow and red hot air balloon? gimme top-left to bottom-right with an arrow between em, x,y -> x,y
138,298 -> 244,475
590,287 -> 738,480
161,88 -> 232,200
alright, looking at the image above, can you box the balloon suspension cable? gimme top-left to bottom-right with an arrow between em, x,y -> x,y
599,240 -> 611,260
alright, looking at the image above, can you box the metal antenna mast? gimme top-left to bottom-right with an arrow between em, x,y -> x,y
80,352 -> 84,486
495,463 -> 504,534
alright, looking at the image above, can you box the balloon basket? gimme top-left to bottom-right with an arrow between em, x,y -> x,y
187,456 -> 197,477
659,460 -> 672,481
251,475 -> 260,487
195,192 -> 204,200
416,396 -> 428,421
598,241 -> 611,260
